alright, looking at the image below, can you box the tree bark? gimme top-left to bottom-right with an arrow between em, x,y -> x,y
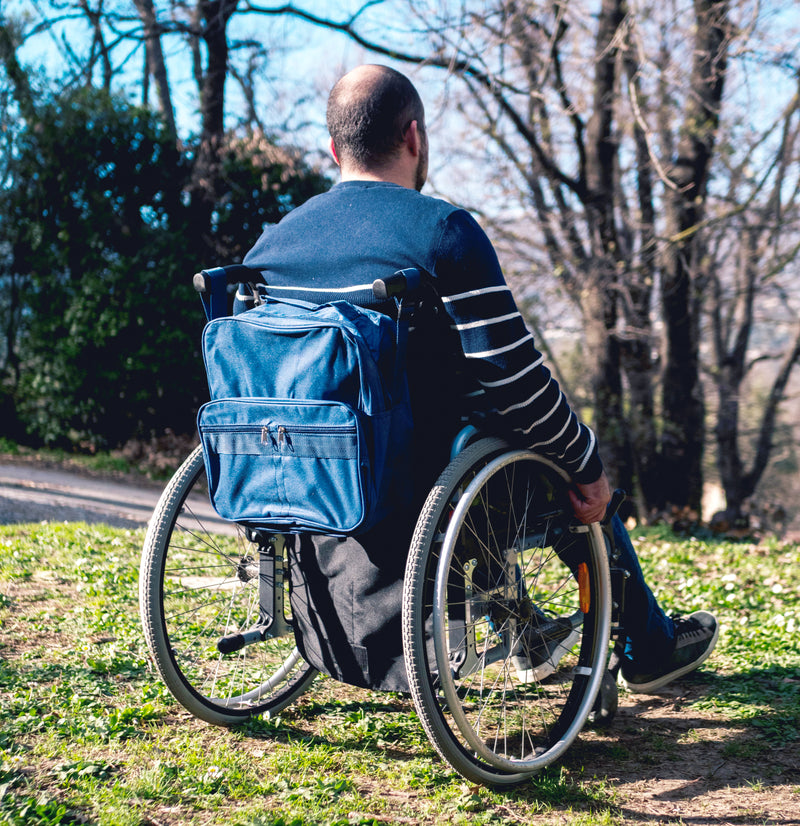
580,0 -> 631,491
133,0 -> 177,141
660,0 -> 730,511
191,0 -> 239,203
618,29 -> 659,514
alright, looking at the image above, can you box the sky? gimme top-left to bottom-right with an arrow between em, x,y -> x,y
7,1 -> 469,193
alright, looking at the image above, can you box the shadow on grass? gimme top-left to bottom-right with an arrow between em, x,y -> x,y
695,664 -> 800,736
230,664 -> 799,815
233,694 -> 432,764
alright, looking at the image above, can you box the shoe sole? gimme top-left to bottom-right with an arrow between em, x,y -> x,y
622,619 -> 720,694
514,628 -> 581,683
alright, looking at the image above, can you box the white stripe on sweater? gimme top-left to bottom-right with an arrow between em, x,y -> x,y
574,430 -> 597,474
496,380 -> 552,416
478,355 -> 544,387
522,409 -> 572,446
519,393 -> 564,434
464,333 -> 533,359
451,311 -> 521,331
442,284 -> 510,303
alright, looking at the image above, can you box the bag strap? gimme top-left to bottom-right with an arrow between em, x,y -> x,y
381,267 -> 428,398
393,297 -> 413,392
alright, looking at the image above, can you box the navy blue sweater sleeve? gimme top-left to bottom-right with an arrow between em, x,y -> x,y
432,209 -> 603,484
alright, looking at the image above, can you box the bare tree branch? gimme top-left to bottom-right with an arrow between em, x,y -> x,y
242,1 -> 584,194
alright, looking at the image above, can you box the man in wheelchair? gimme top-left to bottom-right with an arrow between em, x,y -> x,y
241,64 -> 718,697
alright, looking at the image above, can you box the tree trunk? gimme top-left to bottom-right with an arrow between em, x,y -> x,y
743,323 -> 800,498
580,0 -> 635,493
581,283 -> 630,491
133,0 -> 177,141
660,0 -> 730,511
191,0 -> 238,204
619,29 -> 659,515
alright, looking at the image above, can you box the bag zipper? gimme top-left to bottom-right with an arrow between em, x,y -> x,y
201,423 -> 356,433
200,423 -> 357,443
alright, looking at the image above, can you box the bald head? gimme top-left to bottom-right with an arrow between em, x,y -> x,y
327,65 -> 426,172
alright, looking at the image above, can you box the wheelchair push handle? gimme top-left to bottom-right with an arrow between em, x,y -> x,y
193,264 -> 265,294
372,267 -> 427,301
193,264 -> 428,302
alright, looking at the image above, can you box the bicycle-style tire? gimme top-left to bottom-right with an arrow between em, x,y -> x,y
139,446 -> 317,725
402,438 -> 611,786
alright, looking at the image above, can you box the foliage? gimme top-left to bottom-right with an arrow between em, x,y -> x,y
0,87 -> 329,449
3,88 -> 196,446
214,130 -> 330,262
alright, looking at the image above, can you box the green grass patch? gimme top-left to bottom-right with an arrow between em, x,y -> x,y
631,529 -> 800,734
1,521 -> 798,824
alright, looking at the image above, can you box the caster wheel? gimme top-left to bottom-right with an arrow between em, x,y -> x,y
588,669 -> 618,727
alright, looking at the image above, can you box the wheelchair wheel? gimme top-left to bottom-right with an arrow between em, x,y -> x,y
139,445 -> 317,725
402,438 -> 611,786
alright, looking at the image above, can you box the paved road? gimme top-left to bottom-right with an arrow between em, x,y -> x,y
0,463 -> 168,528
0,462 -> 239,534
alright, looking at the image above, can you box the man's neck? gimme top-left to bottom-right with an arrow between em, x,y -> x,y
339,167 -> 413,190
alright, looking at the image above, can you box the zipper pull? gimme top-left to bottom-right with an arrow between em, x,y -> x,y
277,425 -> 292,451
261,425 -> 270,445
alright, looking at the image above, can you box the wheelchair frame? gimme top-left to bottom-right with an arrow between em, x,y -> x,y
138,268 -> 628,788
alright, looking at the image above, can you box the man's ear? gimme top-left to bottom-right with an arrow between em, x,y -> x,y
405,120 -> 421,157
329,137 -> 340,166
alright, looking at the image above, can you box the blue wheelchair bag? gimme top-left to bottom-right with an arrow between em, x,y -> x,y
197,294 -> 414,535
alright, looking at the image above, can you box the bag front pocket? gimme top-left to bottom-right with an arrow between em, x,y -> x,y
198,398 -> 368,534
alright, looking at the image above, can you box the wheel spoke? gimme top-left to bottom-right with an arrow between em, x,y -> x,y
403,440 -> 611,785
139,446 -> 317,724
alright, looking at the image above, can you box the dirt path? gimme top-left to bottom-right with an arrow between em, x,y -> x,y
571,684 -> 800,824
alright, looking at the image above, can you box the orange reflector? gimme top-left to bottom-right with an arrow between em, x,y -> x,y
578,562 -> 591,613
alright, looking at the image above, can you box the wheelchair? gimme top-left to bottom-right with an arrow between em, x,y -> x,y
138,268 -> 626,788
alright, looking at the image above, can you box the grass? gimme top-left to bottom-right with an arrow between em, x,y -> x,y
632,530 -> 800,734
1,520 -> 798,825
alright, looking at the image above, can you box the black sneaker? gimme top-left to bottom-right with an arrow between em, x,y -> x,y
512,616 -> 581,683
621,610 -> 719,693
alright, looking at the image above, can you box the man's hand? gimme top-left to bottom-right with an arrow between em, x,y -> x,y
568,471 -> 612,524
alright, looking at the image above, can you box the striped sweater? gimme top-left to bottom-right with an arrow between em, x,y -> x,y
243,180 -> 602,485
